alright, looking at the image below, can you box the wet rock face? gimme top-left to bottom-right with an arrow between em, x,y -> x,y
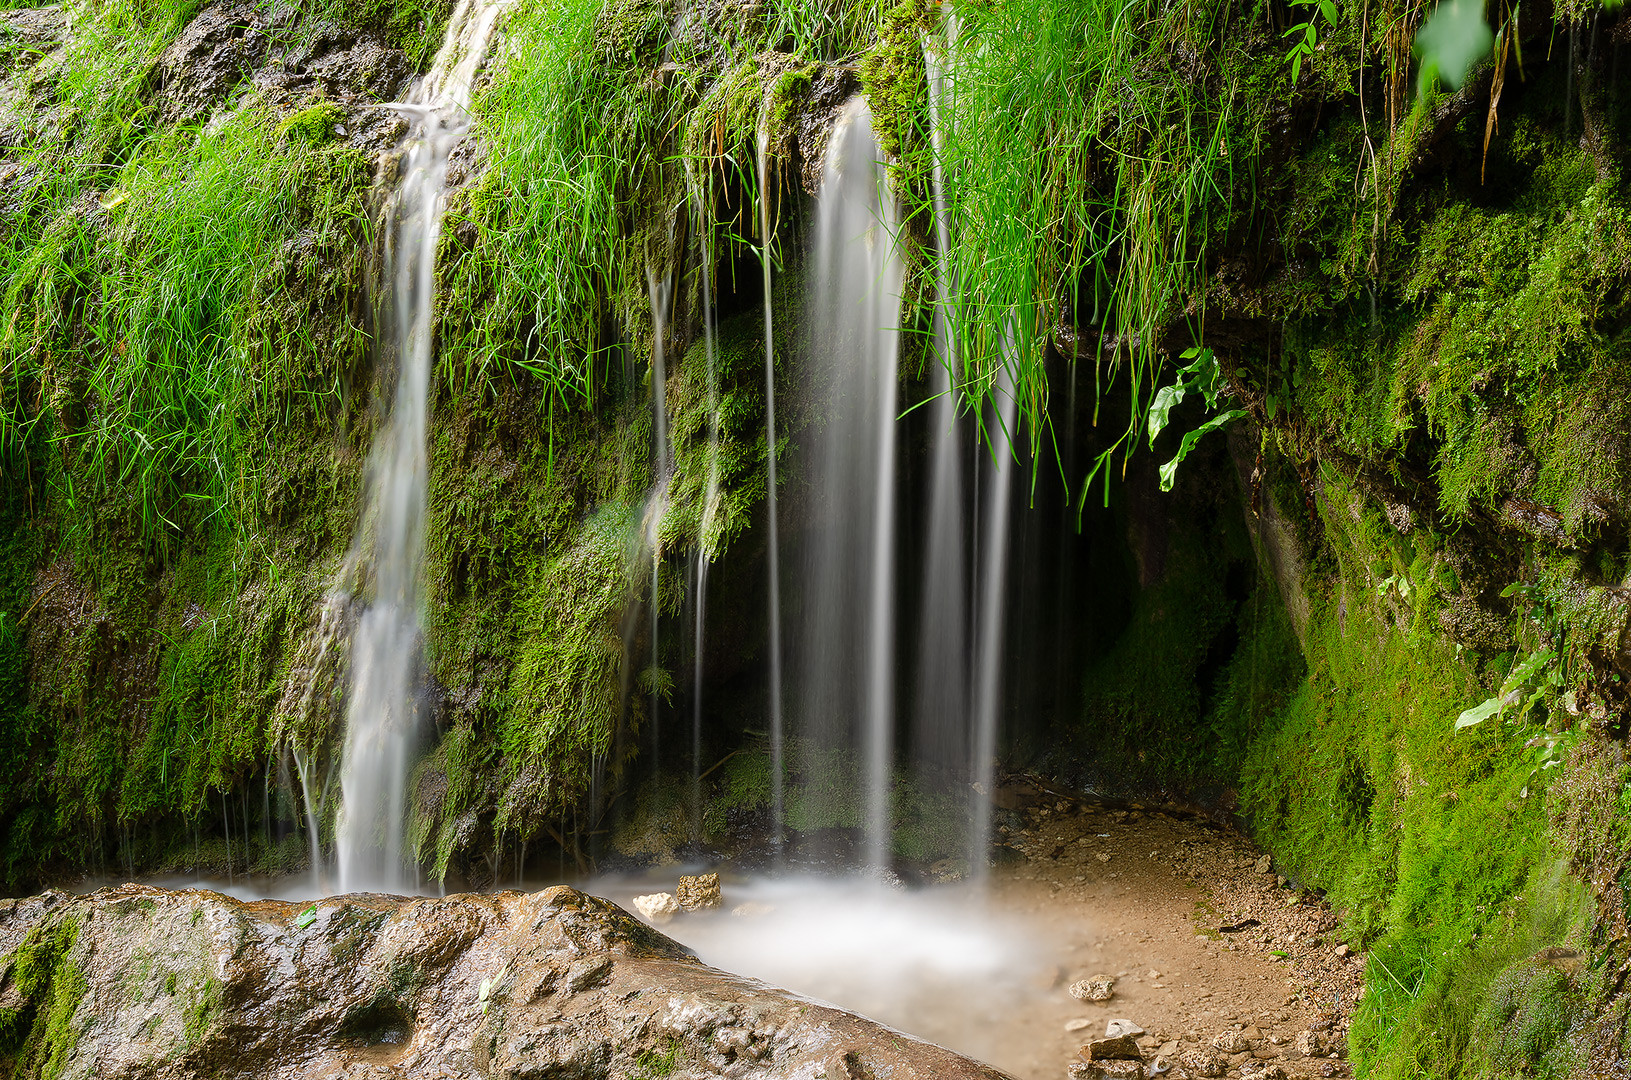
0,884 -> 1014,1080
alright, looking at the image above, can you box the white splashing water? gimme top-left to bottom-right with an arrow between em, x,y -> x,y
799,98 -> 905,873
336,0 -> 512,895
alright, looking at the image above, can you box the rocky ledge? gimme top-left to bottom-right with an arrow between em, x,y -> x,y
0,884 -> 1012,1080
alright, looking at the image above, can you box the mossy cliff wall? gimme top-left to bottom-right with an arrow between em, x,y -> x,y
5,0 -> 1631,1074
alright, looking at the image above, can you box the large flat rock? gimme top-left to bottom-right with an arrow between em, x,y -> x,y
0,884 -> 1015,1080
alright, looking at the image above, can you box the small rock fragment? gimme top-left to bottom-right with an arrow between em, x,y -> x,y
1254,854 -> 1273,874
731,901 -> 775,918
1080,1034 -> 1143,1061
677,873 -> 724,911
1068,1061 -> 1143,1079
632,893 -> 681,925
1212,1030 -> 1251,1054
1066,1018 -> 1092,1033
1179,1049 -> 1228,1078
1333,943 -> 1350,958
1105,1018 -> 1144,1039
1069,975 -> 1116,1002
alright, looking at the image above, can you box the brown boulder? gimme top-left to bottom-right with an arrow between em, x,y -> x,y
0,884 -> 1015,1080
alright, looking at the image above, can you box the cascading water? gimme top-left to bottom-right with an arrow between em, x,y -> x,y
757,119 -> 787,855
688,169 -> 723,844
645,265 -> 674,767
915,37 -> 972,782
335,0 -> 511,894
797,97 -> 905,873
968,358 -> 1019,882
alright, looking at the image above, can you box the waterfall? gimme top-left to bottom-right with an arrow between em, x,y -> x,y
645,266 -> 674,768
689,168 -> 723,844
757,118 -> 787,856
968,359 -> 1019,882
335,0 -> 511,894
914,38 -> 971,785
798,97 -> 904,873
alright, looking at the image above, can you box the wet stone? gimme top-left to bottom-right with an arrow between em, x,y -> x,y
677,873 -> 724,911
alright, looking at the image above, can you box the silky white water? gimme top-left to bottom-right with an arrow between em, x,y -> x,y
336,0 -> 511,894
916,36 -> 972,782
796,97 -> 905,873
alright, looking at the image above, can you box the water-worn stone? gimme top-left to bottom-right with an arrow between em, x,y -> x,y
677,871 -> 724,910
1106,1018 -> 1145,1038
1080,1034 -> 1143,1061
0,884 -> 1016,1080
633,891 -> 682,924
1069,975 -> 1117,1001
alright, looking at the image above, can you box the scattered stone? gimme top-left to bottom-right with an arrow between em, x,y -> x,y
1178,1049 -> 1229,1077
731,901 -> 775,918
1069,976 -> 1117,1002
1096,852 -> 1113,863
1333,943 -> 1350,958
1212,1030 -> 1251,1054
1242,1065 -> 1286,1080
632,892 -> 681,925
1105,1018 -> 1144,1039
1068,1061 -> 1143,1079
1066,1018 -> 1093,1033
1295,1030 -> 1334,1057
1080,1034 -> 1143,1061
677,872 -> 724,911
1218,919 -> 1260,934
1254,854 -> 1273,874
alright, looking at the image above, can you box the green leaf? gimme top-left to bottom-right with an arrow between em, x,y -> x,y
1500,648 -> 1556,696
1319,0 -> 1339,23
1455,696 -> 1501,729
1413,0 -> 1494,91
1159,410 -> 1246,491
1266,393 -> 1280,420
1147,383 -> 1187,447
294,906 -> 318,929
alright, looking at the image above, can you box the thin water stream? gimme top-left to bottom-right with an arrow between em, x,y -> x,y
334,0 -> 511,893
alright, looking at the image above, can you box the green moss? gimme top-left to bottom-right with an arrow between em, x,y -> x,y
182,975 -> 221,1046
1471,958 -> 1582,1078
857,0 -> 929,194
276,101 -> 346,145
0,918 -> 86,1077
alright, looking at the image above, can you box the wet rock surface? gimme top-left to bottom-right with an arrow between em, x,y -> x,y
0,884 -> 1014,1080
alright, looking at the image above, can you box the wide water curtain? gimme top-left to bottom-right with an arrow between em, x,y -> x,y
797,98 -> 905,873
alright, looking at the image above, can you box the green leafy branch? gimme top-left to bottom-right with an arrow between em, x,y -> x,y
1284,0 -> 1339,85
1455,583 -> 1565,731
1147,347 -> 1247,491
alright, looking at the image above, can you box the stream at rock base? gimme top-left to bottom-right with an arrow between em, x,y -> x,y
73,800 -> 1359,1080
